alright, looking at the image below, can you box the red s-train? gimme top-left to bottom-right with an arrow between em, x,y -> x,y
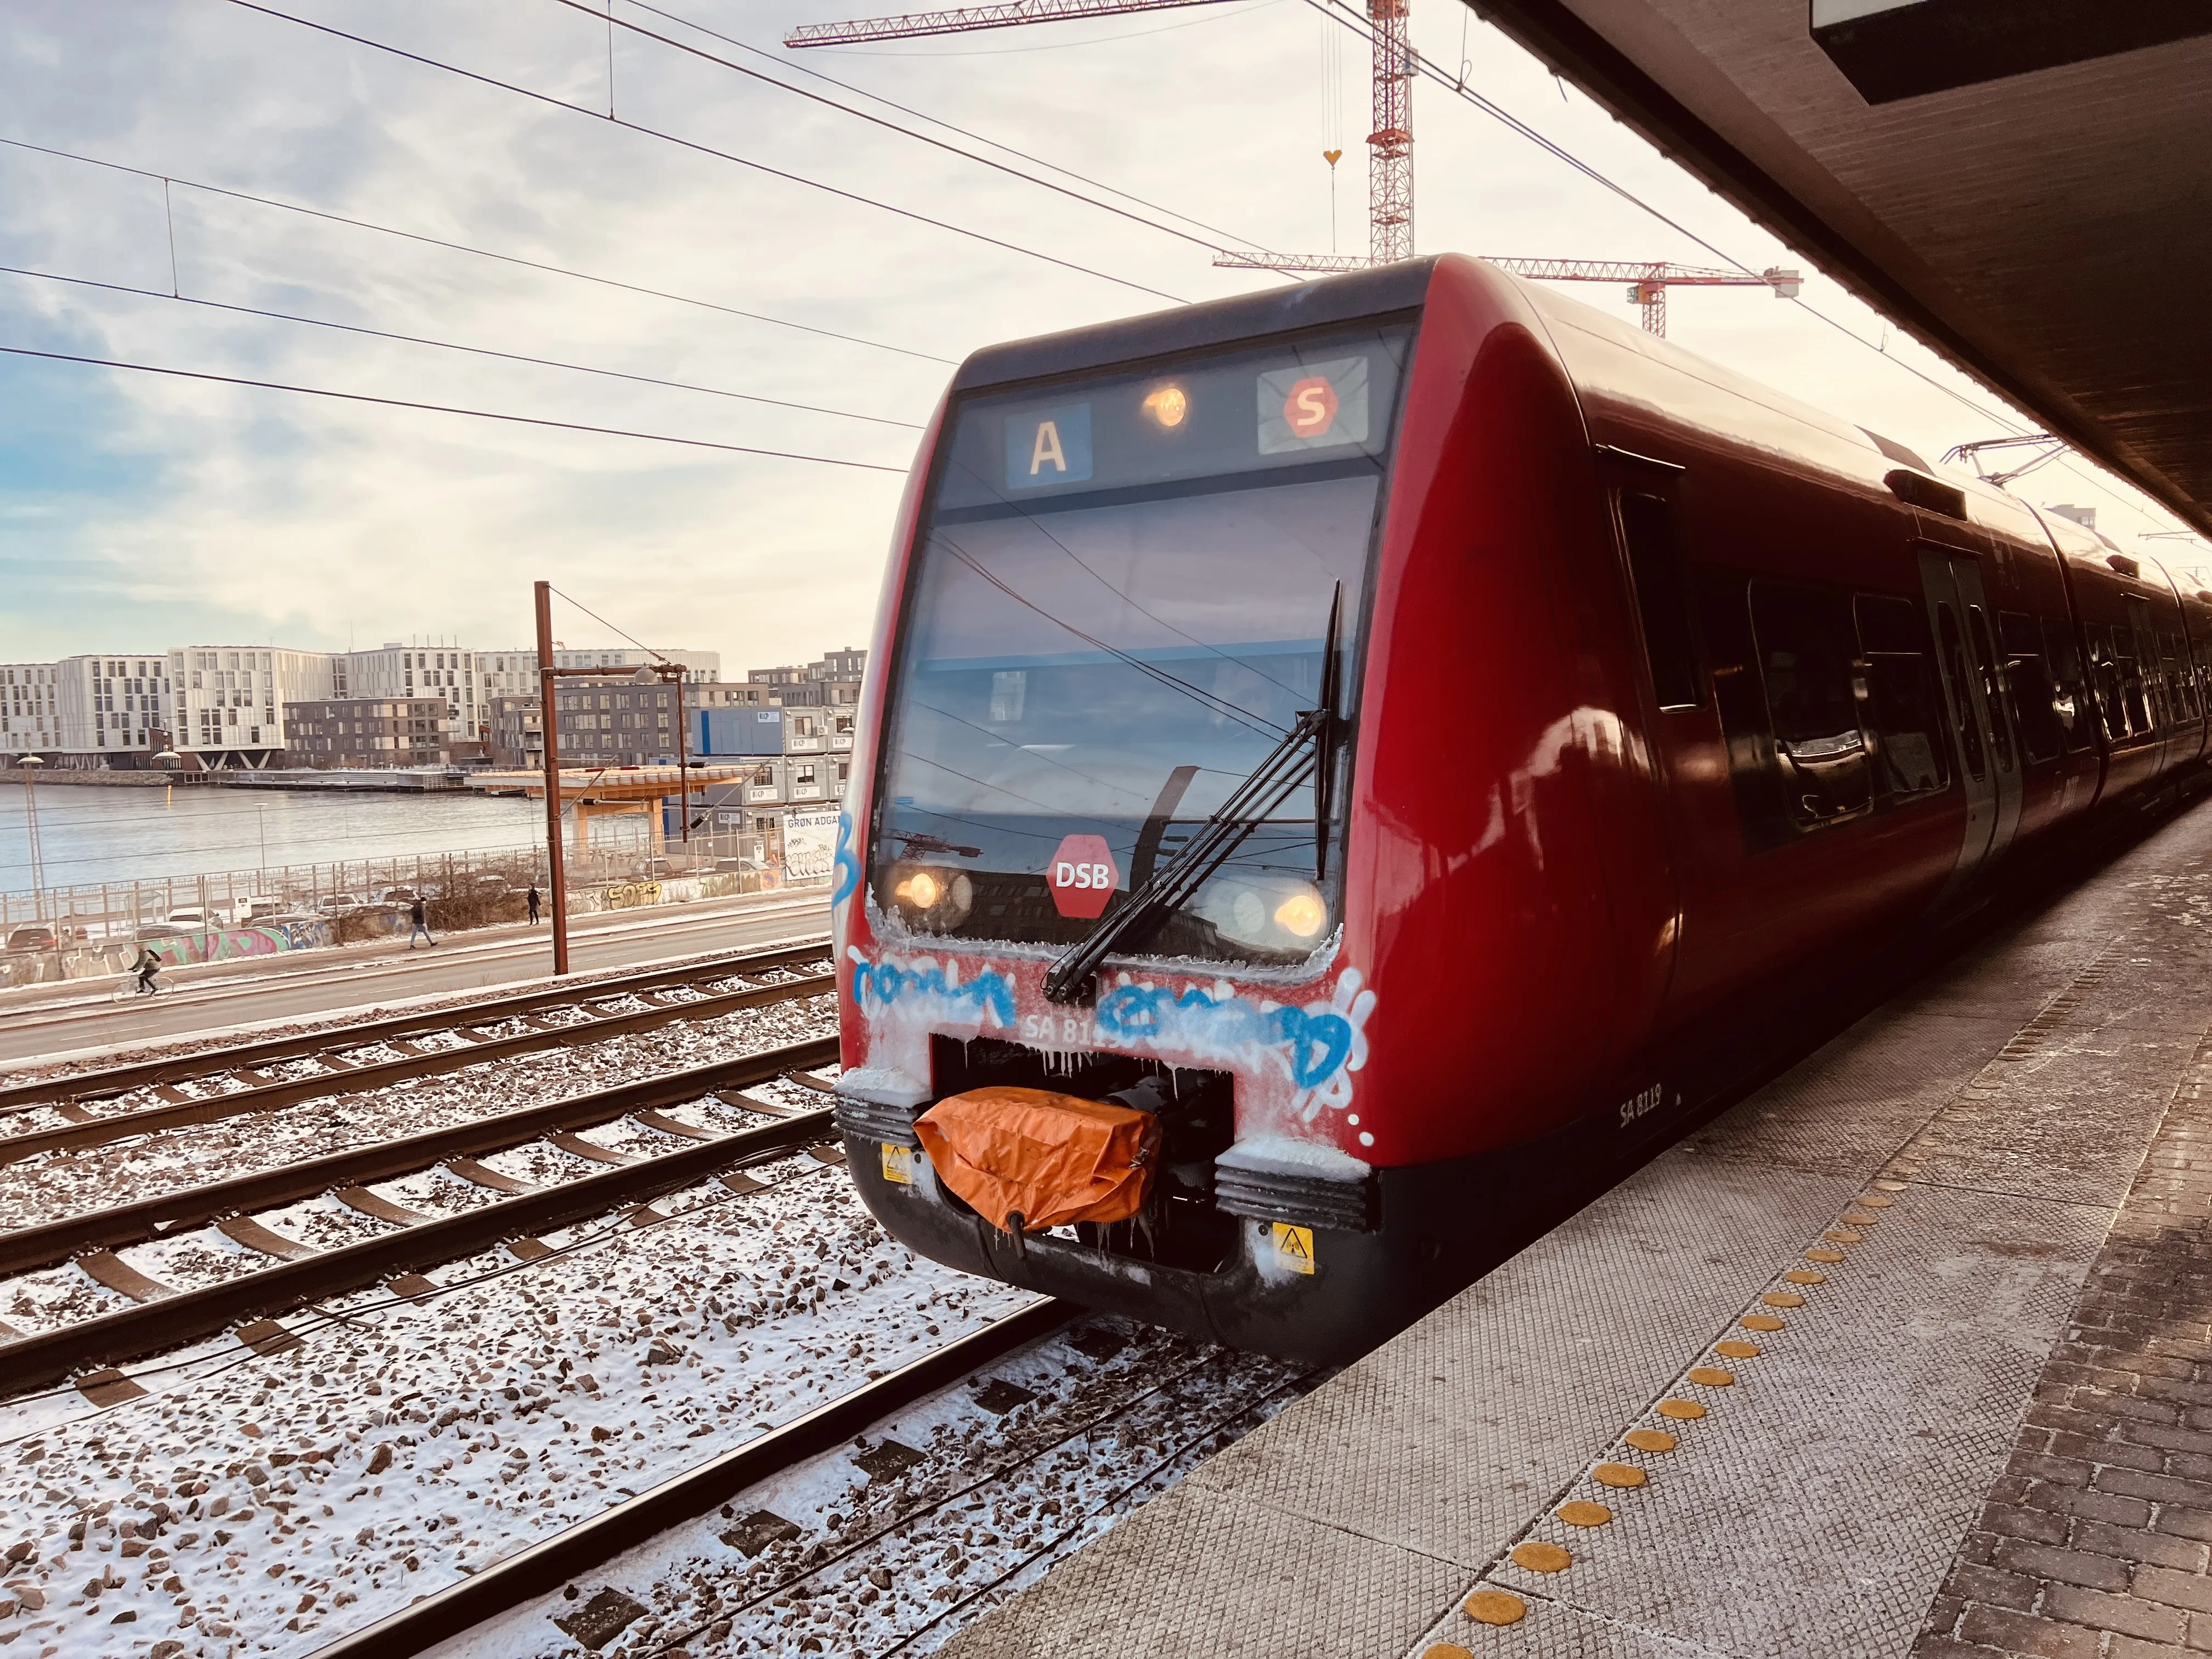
827,254 -> 2210,1362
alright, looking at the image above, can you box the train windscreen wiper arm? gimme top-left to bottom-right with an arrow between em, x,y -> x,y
1041,707 -> 1325,1005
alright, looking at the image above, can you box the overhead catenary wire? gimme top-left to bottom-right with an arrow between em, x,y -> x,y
618,0 -> 1301,265
0,345 -> 911,471
0,265 -> 925,429
224,0 -> 1192,306
554,0 -> 1237,261
0,137 -> 956,366
549,585 -> 674,666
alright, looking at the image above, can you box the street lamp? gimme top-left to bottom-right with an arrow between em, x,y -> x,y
16,754 -> 46,933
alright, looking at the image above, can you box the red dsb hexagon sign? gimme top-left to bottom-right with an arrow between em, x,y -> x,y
1046,834 -> 1119,919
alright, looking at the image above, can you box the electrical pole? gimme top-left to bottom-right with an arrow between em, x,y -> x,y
534,581 -> 570,976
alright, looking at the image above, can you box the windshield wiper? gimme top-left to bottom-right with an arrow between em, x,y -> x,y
1042,587 -> 1346,1005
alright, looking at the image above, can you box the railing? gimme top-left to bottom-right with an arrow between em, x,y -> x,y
0,828 -> 820,943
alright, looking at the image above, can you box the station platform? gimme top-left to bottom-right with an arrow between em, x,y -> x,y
945,804 -> 2212,1658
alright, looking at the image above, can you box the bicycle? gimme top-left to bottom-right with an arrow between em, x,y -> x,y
110,969 -> 167,1003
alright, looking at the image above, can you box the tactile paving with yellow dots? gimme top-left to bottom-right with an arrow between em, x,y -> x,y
938,813 -> 2212,1659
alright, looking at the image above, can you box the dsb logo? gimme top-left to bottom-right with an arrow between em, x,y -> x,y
1046,834 -> 1118,919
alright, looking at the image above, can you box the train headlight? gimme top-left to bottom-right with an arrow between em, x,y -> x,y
1200,877 -> 1331,951
1273,887 -> 1327,939
890,865 -> 973,930
1142,385 -> 1188,428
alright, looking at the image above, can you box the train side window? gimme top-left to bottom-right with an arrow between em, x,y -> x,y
1748,580 -> 1872,829
2112,623 -> 2151,736
2086,629 -> 2128,741
1965,606 -> 2016,773
2163,631 -> 2198,723
1853,594 -> 1950,800
1998,610 -> 2065,765
1614,490 -> 1701,708
2041,618 -> 2095,753
1936,603 -> 1987,781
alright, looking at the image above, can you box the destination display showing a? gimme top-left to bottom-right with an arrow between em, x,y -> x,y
931,326 -> 1413,514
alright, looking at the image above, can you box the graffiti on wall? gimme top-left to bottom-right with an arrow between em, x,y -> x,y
145,918 -> 342,967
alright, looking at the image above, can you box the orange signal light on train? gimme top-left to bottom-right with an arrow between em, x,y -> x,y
1142,385 -> 1189,428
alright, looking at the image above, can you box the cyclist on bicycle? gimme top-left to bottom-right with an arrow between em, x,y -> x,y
130,945 -> 163,996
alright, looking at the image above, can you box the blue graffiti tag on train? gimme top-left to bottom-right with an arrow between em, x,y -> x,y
831,811 -> 861,909
1092,969 -> 1375,1114
849,951 -> 1016,1029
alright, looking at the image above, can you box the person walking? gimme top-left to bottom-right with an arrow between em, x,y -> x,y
526,885 -> 542,925
129,944 -> 162,995
408,895 -> 436,949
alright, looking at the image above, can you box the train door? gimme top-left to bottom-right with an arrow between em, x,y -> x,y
1600,453 -> 1695,1013
1919,547 -> 2023,902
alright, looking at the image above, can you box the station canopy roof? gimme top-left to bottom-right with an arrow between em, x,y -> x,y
468,764 -> 758,802
1463,0 -> 2212,535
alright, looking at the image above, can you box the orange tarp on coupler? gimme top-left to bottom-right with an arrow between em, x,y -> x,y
915,1087 -> 1157,1233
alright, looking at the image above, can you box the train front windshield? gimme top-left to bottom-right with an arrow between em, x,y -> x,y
870,325 -> 1412,967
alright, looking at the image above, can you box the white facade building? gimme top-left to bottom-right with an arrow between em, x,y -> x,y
552,648 -> 719,682
1,661 -> 64,757
4,641 -> 721,769
168,647 -> 334,768
2,654 -> 174,764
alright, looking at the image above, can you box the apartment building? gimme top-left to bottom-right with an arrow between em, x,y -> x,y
554,648 -> 719,682
747,647 -> 866,709
167,647 -> 335,769
285,697 -> 452,766
2,654 -> 175,764
486,695 -> 543,771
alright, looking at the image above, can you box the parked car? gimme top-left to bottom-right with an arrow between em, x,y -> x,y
317,893 -> 369,915
238,896 -> 290,923
379,887 -> 420,905
165,906 -> 219,930
2,924 -> 58,953
133,922 -> 192,940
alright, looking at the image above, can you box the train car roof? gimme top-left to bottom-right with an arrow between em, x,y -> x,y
1501,262 -> 2066,546
948,261 -> 1433,396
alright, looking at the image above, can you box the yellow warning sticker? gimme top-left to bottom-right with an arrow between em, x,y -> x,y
881,1143 -> 918,1186
1271,1222 -> 1316,1275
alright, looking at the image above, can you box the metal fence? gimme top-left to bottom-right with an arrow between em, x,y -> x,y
0,827 -> 799,940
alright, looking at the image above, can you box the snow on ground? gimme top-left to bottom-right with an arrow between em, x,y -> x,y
433,1320 -> 1318,1659
0,995 -> 838,1232
0,1154 -> 1031,1658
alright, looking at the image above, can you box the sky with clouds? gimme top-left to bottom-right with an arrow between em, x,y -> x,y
0,0 -> 2198,672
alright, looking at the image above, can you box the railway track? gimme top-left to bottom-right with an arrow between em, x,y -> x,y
309,1302 -> 1323,1659
0,940 -> 836,1164
312,1301 -> 1073,1658
0,936 -> 831,1112
0,1035 -> 840,1400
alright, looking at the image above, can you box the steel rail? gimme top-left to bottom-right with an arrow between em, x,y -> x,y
0,1036 -> 839,1277
0,967 -> 836,1165
0,934 -> 831,1111
0,1038 -> 843,1399
309,1299 -> 1069,1659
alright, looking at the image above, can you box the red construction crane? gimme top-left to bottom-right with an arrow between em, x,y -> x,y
787,0 -> 1418,268
1481,258 -> 1803,337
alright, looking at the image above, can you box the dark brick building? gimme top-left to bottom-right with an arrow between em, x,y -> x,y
284,696 -> 452,766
